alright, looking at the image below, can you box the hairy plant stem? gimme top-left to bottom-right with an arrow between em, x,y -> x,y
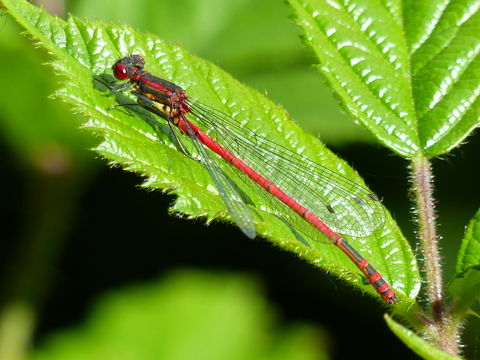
411,155 -> 459,355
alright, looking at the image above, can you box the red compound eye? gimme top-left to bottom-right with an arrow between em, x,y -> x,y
113,63 -> 128,80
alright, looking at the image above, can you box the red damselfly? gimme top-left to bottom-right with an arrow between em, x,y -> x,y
104,54 -> 396,304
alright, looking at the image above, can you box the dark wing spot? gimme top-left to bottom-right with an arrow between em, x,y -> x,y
353,196 -> 366,206
367,193 -> 380,202
326,205 -> 335,214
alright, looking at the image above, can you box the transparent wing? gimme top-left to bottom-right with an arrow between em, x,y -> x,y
187,99 -> 385,239
183,121 -> 256,239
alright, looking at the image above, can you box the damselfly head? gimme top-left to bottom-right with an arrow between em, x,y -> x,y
112,55 -> 145,80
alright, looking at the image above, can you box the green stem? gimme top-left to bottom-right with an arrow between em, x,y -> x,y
411,155 -> 459,355
0,302 -> 35,360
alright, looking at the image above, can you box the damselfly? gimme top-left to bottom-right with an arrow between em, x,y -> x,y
103,55 -> 395,304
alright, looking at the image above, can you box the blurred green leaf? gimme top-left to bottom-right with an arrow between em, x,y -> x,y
244,67 -> 374,146
456,208 -> 480,273
0,17 -> 93,169
447,265 -> 480,316
384,315 -> 463,360
287,0 -> 480,158
4,0 -> 420,303
72,0 -> 301,71
0,18 -> 99,360
31,270 -> 327,360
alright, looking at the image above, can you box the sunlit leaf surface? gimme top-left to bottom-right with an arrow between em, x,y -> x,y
288,0 -> 480,157
4,0 -> 420,302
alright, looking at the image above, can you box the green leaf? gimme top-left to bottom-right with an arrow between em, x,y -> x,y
4,0 -> 420,303
287,0 -> 480,158
384,315 -> 463,360
456,208 -> 480,273
447,265 -> 480,316
0,16 -> 93,168
31,270 -> 328,360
